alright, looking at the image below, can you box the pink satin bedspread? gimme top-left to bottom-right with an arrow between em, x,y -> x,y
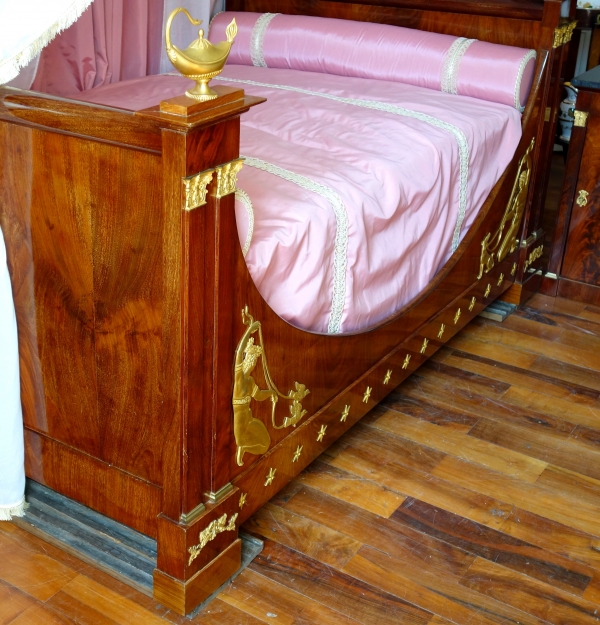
71,67 -> 522,333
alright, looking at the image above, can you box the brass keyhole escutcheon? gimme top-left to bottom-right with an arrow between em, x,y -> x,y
577,190 -> 589,207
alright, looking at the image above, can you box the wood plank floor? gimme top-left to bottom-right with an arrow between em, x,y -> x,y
3,293 -> 600,625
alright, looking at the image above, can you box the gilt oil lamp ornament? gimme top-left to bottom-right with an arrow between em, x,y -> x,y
165,8 -> 237,101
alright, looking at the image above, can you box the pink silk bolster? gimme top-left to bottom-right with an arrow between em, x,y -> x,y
209,12 -> 536,110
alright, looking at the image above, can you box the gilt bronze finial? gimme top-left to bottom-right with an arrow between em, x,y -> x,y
165,8 -> 237,101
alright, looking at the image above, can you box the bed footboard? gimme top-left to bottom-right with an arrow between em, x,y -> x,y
0,86 -> 266,613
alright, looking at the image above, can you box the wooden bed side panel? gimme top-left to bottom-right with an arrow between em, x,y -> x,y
0,120 -> 168,486
233,256 -> 518,523
228,0 -> 560,48
225,140 -> 529,486
222,50 -> 548,484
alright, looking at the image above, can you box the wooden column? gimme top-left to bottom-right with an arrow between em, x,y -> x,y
137,87 -> 265,614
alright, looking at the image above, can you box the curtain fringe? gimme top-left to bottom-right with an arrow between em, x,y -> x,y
0,497 -> 28,521
0,0 -> 94,85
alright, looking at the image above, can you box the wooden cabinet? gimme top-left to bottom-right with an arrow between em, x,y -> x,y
543,65 -> 600,304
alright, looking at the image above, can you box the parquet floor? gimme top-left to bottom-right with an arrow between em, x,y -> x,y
3,293 -> 600,625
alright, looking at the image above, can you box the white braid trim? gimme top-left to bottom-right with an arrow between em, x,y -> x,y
242,155 -> 349,334
0,0 -> 95,85
441,37 -> 476,95
218,75 -> 470,251
0,497 -> 28,521
208,11 -> 224,31
235,188 -> 254,257
250,13 -> 279,68
514,50 -> 537,112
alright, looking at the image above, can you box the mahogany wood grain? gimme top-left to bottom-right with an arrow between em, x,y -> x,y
542,93 -> 589,290
557,277 -> 600,305
560,89 -> 600,286
0,90 -> 163,153
23,430 -> 161,538
154,539 -> 242,615
228,0 -> 553,47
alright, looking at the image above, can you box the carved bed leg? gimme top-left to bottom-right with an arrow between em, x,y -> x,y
137,88 -> 264,615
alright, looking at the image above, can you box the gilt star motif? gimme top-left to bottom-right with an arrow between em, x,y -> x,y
293,445 -> 303,462
239,493 -> 247,509
363,386 -> 372,403
340,405 -> 350,423
264,468 -> 276,487
383,369 -> 392,385
317,425 -> 327,442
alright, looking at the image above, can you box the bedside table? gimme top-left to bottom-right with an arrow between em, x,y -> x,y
542,64 -> 600,304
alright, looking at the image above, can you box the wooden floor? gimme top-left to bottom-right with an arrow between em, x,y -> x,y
4,293 -> 600,625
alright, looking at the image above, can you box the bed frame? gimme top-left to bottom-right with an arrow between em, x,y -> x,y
0,0 -> 566,615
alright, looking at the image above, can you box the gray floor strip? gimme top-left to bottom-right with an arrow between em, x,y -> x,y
13,479 -> 263,604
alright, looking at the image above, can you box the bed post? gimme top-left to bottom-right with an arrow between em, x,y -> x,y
137,87 -> 264,615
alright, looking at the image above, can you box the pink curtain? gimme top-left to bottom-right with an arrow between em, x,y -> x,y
31,0 -> 164,97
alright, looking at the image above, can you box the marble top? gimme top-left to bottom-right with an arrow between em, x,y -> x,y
572,64 -> 600,90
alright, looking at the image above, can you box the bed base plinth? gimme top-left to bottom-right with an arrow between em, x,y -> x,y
154,488 -> 242,615
154,539 -> 242,615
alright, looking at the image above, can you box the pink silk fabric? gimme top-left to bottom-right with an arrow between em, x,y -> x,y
71,66 -> 522,333
30,0 -> 164,96
210,12 -> 536,110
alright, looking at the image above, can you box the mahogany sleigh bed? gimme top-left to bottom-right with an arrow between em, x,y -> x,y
0,0 -> 570,615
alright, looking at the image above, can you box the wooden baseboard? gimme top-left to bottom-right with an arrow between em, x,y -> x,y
153,539 -> 242,615
557,277 -> 600,305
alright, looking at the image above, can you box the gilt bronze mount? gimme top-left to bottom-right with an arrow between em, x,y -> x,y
232,307 -> 310,467
478,138 -> 535,280
165,7 -> 237,101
